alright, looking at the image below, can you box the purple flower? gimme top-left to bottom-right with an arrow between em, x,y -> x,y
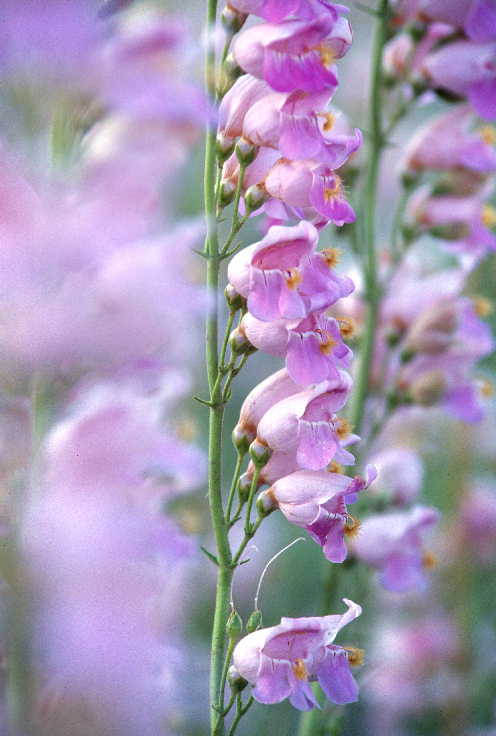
260,466 -> 376,561
256,373 -> 354,470
228,221 -> 352,320
368,448 -> 424,506
233,14 -> 351,94
422,0 -> 496,42
352,505 -> 440,592
232,599 -> 362,709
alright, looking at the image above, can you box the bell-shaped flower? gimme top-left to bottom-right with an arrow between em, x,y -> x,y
256,373 -> 354,470
233,14 -> 351,94
405,105 -> 496,174
228,221 -> 351,320
232,599 -> 362,710
242,305 -> 354,385
260,466 -> 376,561
351,505 -> 440,592
422,40 -> 496,121
265,159 -> 355,225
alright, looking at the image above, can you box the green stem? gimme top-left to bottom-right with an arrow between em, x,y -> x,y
204,1 -> 235,734
228,695 -> 254,736
348,0 -> 388,437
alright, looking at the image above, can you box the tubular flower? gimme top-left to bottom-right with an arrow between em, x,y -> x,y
232,599 -> 362,710
351,505 -> 441,592
259,466 -> 376,561
255,373 -> 354,470
233,14 -> 351,94
227,221 -> 352,320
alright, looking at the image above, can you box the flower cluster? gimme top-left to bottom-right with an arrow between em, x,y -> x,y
218,0 -> 361,226
220,1 -> 378,713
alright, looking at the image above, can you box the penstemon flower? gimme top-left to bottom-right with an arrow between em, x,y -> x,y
232,599 -> 362,709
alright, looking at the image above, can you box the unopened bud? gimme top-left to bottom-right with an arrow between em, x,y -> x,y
245,183 -> 267,213
228,665 -> 248,692
221,4 -> 247,33
216,132 -> 236,162
238,472 -> 252,502
225,283 -> 245,312
227,609 -> 243,640
229,326 -> 256,355
400,346 -> 416,363
246,609 -> 263,633
401,170 -> 420,189
219,179 -> 236,206
386,329 -> 402,347
232,424 -> 254,454
235,137 -> 258,166
249,438 -> 272,467
408,22 -> 426,43
224,53 -> 242,81
256,490 -> 276,518
410,370 -> 446,406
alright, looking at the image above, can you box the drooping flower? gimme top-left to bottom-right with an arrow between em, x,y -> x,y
255,373 -> 354,470
233,14 -> 351,94
232,598 -> 362,710
351,505 -> 440,592
259,466 -> 376,561
227,221 -> 352,320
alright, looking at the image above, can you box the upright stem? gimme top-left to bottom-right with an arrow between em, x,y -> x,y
204,2 -> 234,734
348,0 -> 388,436
297,5 -> 389,735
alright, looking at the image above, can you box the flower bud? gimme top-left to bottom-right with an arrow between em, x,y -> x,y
216,132 -> 236,163
235,137 -> 258,166
227,609 -> 243,640
221,4 -> 247,34
245,183 -> 267,213
410,371 -> 446,407
249,438 -> 272,468
224,53 -> 242,81
228,665 -> 248,692
246,609 -> 263,633
257,490 -> 276,518
401,170 -> 420,189
229,326 -> 256,355
238,472 -> 252,502
219,179 -> 236,206
225,284 -> 245,312
232,424 -> 254,454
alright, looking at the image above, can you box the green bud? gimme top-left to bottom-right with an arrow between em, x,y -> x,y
400,347 -> 416,363
386,329 -> 402,348
235,137 -> 258,166
238,472 -> 252,502
216,132 -> 236,163
401,170 -> 420,189
407,22 -> 427,43
256,491 -> 276,518
221,5 -> 247,33
249,438 -> 272,468
225,284 -> 245,312
229,326 -> 257,355
228,666 -> 248,692
227,609 -> 243,640
246,609 -> 263,633
232,425 -> 254,454
219,179 -> 236,207
245,183 -> 267,213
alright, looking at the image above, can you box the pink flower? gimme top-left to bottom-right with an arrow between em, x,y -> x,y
265,159 -> 355,225
352,505 -> 440,592
260,466 -> 376,561
256,373 -> 354,470
232,599 -> 362,709
228,0 -> 344,23
405,106 -> 496,173
218,75 -> 275,140
234,368 -> 301,443
228,221 -> 352,320
233,14 -> 351,94
241,302 -> 354,386
422,40 -> 496,120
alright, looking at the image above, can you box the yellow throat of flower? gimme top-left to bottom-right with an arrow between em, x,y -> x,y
293,659 -> 309,681
480,125 -> 496,146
